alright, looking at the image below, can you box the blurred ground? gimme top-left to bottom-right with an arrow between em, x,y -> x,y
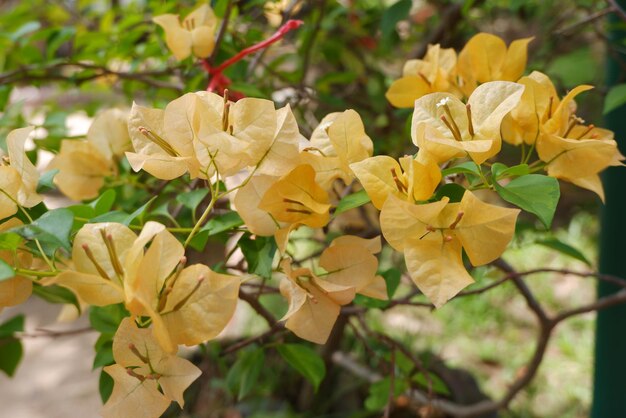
0,300 -> 101,418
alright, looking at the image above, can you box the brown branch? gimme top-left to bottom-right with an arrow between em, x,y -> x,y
299,0 -> 326,86
207,0 -> 234,65
411,2 -> 464,59
607,0 -> 626,21
17,326 -> 94,339
556,7 -> 614,35
0,61 -> 183,91
238,289 -> 277,327
221,323 -> 286,356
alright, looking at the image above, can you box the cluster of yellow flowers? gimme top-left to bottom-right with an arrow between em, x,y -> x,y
1,24 -> 624,417
386,32 -> 624,200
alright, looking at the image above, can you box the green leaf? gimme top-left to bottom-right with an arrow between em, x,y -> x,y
381,0 -> 412,39
413,372 -> 450,396
11,208 -> 74,255
547,48 -> 596,87
90,189 -> 116,216
441,161 -> 481,177
0,232 -> 21,251
0,337 -> 22,377
491,163 -> 530,180
0,315 -> 24,338
36,169 -> 59,192
200,211 -> 244,235
176,189 -> 209,212
433,183 -> 466,203
90,211 -> 128,223
0,259 -> 15,282
364,377 -> 407,411
0,314 -> 25,377
89,304 -> 129,334
604,83 -> 626,115
11,21 -> 41,41
32,283 -> 80,312
226,348 -> 265,400
122,197 -> 157,226
99,369 -> 114,403
382,268 -> 401,299
334,189 -> 371,215
536,238 -> 591,267
239,235 -> 277,279
277,344 -> 326,392
494,174 -> 560,228
93,341 -> 114,369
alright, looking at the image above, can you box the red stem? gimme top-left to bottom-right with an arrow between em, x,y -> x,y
212,19 -> 304,74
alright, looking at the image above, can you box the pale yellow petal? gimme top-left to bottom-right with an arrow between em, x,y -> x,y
234,175 -> 280,236
455,190 -> 519,266
255,104 -> 303,176
404,236 -> 474,308
155,354 -> 202,407
501,37 -> 533,81
380,194 -> 449,251
319,243 -> 377,291
161,264 -> 240,347
358,275 -> 388,300
191,26 -> 215,58
258,164 -> 330,228
330,235 -> 381,254
327,109 -> 373,174
53,271 -> 124,306
48,140 -> 112,201
153,14 -> 192,61
350,156 -> 403,209
87,108 -> 131,159
102,364 -> 171,418
281,282 -> 341,345
386,76 -> 432,108
73,222 -> 137,282
0,276 -> 32,308
7,126 -> 42,208
0,166 -> 20,219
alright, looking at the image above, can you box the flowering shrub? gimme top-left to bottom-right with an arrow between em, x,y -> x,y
1,1 -> 625,417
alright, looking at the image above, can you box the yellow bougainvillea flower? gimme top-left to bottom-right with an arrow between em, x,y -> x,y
254,104 -> 305,177
102,318 -> 201,418
0,166 -> 20,220
412,81 -> 524,165
531,84 -> 625,200
0,219 -> 33,310
123,222 -> 240,353
264,0 -> 303,27
153,4 -> 218,60
259,164 -> 331,230
501,71 -> 557,146
300,110 -> 373,190
0,127 -> 42,219
48,141 -> 114,201
457,32 -> 533,97
55,221 -> 240,353
538,125 -> 624,201
279,236 -> 386,344
87,108 -> 131,160
380,191 -> 519,307
200,95 -> 302,179
126,94 -> 203,180
350,155 -> 441,210
234,174 -> 281,236
53,222 -> 137,306
48,109 -> 130,201
386,44 -> 459,108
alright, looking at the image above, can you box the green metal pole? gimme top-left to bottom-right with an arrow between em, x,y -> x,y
591,5 -> 626,417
